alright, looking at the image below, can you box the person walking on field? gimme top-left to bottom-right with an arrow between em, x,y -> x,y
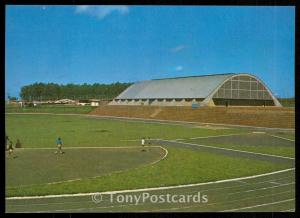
141,137 -> 146,152
55,137 -> 64,154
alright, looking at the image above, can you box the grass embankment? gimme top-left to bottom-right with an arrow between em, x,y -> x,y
90,105 -> 295,129
5,104 -> 93,114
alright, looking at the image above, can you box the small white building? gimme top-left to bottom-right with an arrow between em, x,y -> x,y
89,99 -> 101,107
54,99 -> 76,104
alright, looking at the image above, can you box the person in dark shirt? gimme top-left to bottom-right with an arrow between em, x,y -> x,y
147,137 -> 151,145
15,139 -> 22,148
5,135 -> 9,151
55,137 -> 64,154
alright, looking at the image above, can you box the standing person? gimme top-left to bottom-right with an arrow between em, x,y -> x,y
147,137 -> 151,145
141,137 -> 146,151
5,135 -> 9,151
55,137 -> 64,154
8,140 -> 14,156
15,139 -> 22,148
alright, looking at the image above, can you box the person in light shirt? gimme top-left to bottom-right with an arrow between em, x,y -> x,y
141,137 -> 146,151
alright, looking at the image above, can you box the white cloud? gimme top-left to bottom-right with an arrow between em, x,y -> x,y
170,45 -> 188,53
175,66 -> 183,71
75,5 -> 129,20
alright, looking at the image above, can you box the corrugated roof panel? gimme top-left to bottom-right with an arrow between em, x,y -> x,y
116,73 -> 235,99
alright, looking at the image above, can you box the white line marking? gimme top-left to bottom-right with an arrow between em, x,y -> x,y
268,181 -> 283,185
6,168 -> 294,200
15,190 -> 294,213
222,198 -> 295,212
281,208 -> 295,212
31,203 -> 136,213
173,175 -> 295,196
140,190 -> 294,212
236,180 -> 249,185
189,133 -> 249,140
150,146 -> 168,165
9,175 -> 293,207
120,138 -> 162,142
228,182 -> 295,195
268,134 -> 295,142
18,146 -> 146,150
161,139 -> 295,160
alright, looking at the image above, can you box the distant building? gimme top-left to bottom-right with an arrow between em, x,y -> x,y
8,100 -> 18,105
32,101 -> 42,107
109,73 -> 281,107
89,99 -> 101,107
54,99 -> 76,104
77,99 -> 90,106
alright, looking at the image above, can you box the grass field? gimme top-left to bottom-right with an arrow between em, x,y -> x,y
5,114 -> 249,148
5,113 -> 295,212
5,104 -> 93,114
182,133 -> 295,158
6,147 -> 165,187
6,146 -> 289,197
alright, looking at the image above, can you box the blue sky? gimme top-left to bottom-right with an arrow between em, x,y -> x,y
5,6 -> 295,98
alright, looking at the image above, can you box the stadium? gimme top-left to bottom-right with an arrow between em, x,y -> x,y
109,73 -> 282,107
5,6 -> 295,213
5,73 -> 295,213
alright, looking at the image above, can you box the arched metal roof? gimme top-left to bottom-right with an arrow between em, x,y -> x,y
115,73 -> 281,106
116,73 -> 235,99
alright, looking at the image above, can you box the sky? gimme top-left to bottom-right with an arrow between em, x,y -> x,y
5,6 -> 295,98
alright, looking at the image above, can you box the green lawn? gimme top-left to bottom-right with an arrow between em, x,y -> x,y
183,133 -> 295,158
6,146 -> 289,197
5,114 -> 292,198
6,169 -> 295,212
6,147 -> 164,187
5,114 -> 248,148
5,104 -> 93,114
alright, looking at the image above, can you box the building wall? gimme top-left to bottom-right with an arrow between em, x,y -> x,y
213,99 -> 275,106
109,98 -> 203,106
213,75 -> 273,101
91,102 -> 100,106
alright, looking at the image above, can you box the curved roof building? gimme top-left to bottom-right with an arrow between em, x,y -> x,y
110,73 -> 281,107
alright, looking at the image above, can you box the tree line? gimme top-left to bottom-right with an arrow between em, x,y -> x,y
20,82 -> 132,101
